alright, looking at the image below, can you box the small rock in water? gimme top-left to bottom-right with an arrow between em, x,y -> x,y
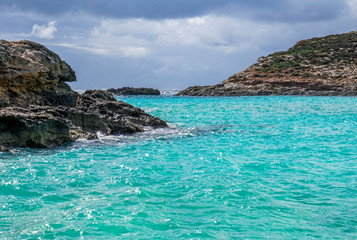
107,87 -> 161,95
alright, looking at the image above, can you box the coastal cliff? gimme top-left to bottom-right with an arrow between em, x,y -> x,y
178,31 -> 357,96
0,40 -> 167,148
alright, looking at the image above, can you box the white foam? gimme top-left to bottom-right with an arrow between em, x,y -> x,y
74,89 -> 85,94
159,89 -> 180,96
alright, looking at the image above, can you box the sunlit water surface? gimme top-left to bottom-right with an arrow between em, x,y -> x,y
1,95 -> 356,239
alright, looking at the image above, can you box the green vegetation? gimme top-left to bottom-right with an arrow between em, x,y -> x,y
256,31 -> 357,75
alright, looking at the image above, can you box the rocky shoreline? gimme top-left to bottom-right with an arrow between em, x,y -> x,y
0,40 -> 167,149
178,31 -> 357,96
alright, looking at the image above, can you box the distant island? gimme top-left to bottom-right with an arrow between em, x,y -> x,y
107,87 -> 161,95
178,31 -> 357,96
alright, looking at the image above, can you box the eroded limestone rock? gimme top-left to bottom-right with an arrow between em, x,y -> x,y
178,31 -> 357,96
0,39 -> 78,107
0,40 -> 167,149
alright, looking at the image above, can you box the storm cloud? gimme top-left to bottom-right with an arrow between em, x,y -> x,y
0,0 -> 350,22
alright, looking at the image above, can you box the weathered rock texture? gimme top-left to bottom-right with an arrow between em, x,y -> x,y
0,106 -> 71,148
107,87 -> 161,95
0,40 -> 78,107
0,40 -> 167,149
178,31 -> 357,96
72,90 -> 166,135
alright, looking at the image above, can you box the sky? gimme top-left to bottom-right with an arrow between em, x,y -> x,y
0,0 -> 356,90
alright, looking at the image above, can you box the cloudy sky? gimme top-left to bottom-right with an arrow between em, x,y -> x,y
0,0 -> 356,90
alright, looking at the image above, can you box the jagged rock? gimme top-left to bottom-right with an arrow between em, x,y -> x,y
0,40 -> 167,148
70,90 -> 167,135
0,91 -> 167,149
0,106 -> 71,148
178,31 -> 357,96
0,39 -> 78,107
107,87 -> 161,95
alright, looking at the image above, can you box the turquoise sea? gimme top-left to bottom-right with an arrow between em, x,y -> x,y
1,94 -> 356,239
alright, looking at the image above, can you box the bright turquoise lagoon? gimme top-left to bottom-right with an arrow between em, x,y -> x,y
1,95 -> 356,239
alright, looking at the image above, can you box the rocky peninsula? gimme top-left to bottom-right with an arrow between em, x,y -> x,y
0,40 -> 167,149
107,87 -> 161,95
178,31 -> 357,96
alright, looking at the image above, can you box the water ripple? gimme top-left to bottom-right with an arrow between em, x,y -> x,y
1,96 -> 356,239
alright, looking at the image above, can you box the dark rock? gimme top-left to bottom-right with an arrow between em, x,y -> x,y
0,106 -> 71,148
70,90 -> 167,135
178,31 -> 357,96
0,39 -> 78,107
0,40 -> 167,148
0,90 -> 168,148
107,87 -> 161,95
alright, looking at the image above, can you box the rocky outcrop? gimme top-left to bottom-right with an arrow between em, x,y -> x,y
0,40 -> 167,149
178,31 -> 357,96
70,90 -> 166,135
0,40 -> 78,107
107,87 -> 160,95
0,90 -> 167,148
0,106 -> 71,148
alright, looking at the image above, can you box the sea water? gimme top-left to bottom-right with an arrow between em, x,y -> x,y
0,95 -> 356,239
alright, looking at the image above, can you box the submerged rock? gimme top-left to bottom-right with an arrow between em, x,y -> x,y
107,87 -> 161,95
178,31 -> 357,96
0,40 -> 167,148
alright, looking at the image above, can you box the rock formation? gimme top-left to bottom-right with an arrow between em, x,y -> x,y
107,87 -> 161,95
0,40 -> 167,149
178,31 -> 357,96
0,105 -> 72,148
0,40 -> 78,107
71,90 -> 166,135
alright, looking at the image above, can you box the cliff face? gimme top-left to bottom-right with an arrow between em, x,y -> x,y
0,40 -> 167,149
178,31 -> 357,96
0,40 -> 77,107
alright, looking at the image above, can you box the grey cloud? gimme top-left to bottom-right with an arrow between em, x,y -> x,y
217,0 -> 348,22
0,0 -> 349,23
0,0 -> 240,19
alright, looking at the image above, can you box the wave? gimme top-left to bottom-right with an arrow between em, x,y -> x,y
159,89 -> 180,96
72,123 -> 233,148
